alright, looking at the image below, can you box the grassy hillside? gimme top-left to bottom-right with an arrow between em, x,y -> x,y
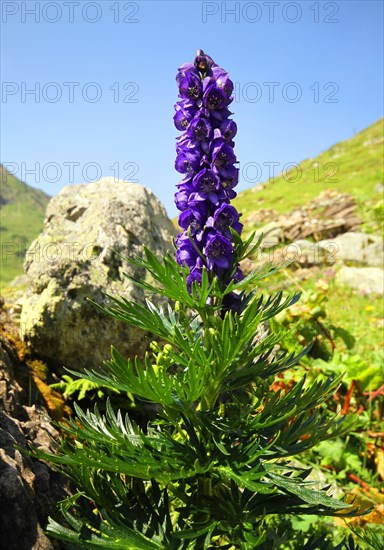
234,118 -> 384,233
233,118 -> 384,369
0,165 -> 50,288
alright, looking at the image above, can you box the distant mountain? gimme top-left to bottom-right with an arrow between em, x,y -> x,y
0,165 -> 50,288
234,118 -> 384,233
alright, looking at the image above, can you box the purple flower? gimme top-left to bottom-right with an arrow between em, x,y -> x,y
176,62 -> 196,85
179,204 -> 207,241
206,204 -> 243,237
175,147 -> 202,175
175,231 -> 202,269
203,84 -> 230,111
174,51 -> 244,311
179,71 -> 203,102
220,119 -> 237,141
174,180 -> 193,211
211,138 -> 237,167
233,267 -> 244,282
186,267 -> 203,292
175,133 -> 197,154
187,113 -> 212,143
174,101 -> 197,131
212,66 -> 234,97
222,292 -> 242,315
192,168 -> 224,205
205,232 -> 233,270
213,165 -> 239,198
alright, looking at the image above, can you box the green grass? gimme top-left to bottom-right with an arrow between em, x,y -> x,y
233,119 -> 384,376
234,118 -> 384,233
232,119 -> 384,367
327,283 -> 383,359
0,165 -> 50,288
264,265 -> 383,367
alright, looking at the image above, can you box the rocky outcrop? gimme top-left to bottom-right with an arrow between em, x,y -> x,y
21,178 -> 176,372
264,233 -> 384,268
0,408 -> 61,550
0,309 -> 68,550
242,191 -> 383,288
249,191 -> 362,248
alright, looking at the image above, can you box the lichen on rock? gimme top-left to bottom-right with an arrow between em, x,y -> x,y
21,178 -> 176,372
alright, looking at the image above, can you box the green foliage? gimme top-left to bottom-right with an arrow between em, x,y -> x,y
348,524 -> 384,550
270,284 -> 337,360
0,165 -> 50,288
265,270 -> 383,507
310,352 -> 384,392
269,277 -> 383,390
372,199 -> 384,225
50,374 -> 119,401
29,241 -> 367,549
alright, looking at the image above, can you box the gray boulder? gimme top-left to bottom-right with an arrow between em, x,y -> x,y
336,266 -> 384,294
319,232 -> 384,267
285,239 -> 329,265
21,178 -> 176,371
255,221 -> 284,249
283,233 -> 384,267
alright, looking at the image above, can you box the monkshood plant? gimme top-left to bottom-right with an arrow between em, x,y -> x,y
31,51 -> 363,549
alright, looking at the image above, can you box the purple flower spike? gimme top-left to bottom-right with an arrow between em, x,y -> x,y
174,51 -> 244,311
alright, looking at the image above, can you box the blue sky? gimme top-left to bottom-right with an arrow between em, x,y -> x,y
1,0 -> 383,217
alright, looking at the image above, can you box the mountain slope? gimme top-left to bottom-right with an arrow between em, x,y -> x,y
234,118 -> 384,233
0,165 -> 50,288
